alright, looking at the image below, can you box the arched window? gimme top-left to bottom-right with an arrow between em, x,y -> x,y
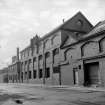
44,39 -> 51,49
53,48 -> 59,56
33,57 -> 36,62
99,37 -> 105,52
39,55 -> 43,60
33,57 -> 37,69
64,47 -> 79,61
45,52 -> 50,58
29,59 -> 32,70
81,41 -> 99,57
53,48 -> 59,64
52,35 -> 61,45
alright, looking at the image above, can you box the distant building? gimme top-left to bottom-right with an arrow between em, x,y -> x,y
8,48 -> 21,83
0,67 -> 8,83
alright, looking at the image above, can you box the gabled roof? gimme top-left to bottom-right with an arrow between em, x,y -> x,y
20,11 -> 93,51
61,20 -> 105,49
40,11 -> 93,41
60,12 -> 94,48
20,45 -> 31,53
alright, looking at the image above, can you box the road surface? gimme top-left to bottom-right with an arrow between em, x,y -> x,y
0,84 -> 104,105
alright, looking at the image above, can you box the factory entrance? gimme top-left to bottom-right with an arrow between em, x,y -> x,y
84,62 -> 99,86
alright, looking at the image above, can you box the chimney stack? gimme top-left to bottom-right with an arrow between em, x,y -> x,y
63,19 -> 65,23
17,47 -> 19,61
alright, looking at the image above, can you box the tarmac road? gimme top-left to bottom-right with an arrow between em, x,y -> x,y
0,83 -> 104,105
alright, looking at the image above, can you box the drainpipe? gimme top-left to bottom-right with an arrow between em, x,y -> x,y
17,47 -> 20,83
43,41 -> 45,85
59,47 -> 62,86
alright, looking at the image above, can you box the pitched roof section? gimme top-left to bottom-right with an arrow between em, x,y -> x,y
61,12 -> 93,48
83,20 -> 105,38
20,45 -> 30,53
40,11 -> 93,41
61,11 -> 93,33
61,20 -> 105,49
20,11 -> 93,51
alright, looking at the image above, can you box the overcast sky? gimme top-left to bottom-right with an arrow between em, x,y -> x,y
0,0 -> 105,69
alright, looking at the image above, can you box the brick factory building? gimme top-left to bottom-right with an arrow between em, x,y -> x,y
1,11 -> 105,87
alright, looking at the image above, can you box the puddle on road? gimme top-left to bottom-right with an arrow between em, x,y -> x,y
0,93 -> 45,105
0,93 -> 24,101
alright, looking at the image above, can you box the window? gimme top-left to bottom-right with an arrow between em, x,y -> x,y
20,53 -> 22,59
53,66 -> 60,73
78,65 -> 81,69
39,55 -> 43,60
77,19 -> 83,27
53,48 -> 59,55
25,61 -> 27,65
23,52 -> 25,58
99,38 -> 105,52
39,69 -> 43,78
52,34 -> 61,45
29,71 -> 31,79
9,75 -> 11,80
29,59 -> 32,70
25,72 -> 27,79
33,46 -> 38,54
29,59 -> 31,63
29,48 -> 32,56
45,68 -> 50,78
21,72 -> 23,79
33,57 -> 36,62
81,41 -> 98,57
45,52 -> 50,58
33,70 -> 37,79
25,61 -> 27,70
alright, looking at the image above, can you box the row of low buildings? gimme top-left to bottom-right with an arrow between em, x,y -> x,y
2,11 -> 105,87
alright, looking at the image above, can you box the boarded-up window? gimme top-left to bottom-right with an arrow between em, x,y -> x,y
39,55 -> 43,60
53,66 -> 60,73
52,34 -> 61,45
45,39 -> 51,49
53,48 -> 59,55
65,48 -> 78,60
53,48 -> 59,64
45,52 -> 50,58
81,41 -> 99,57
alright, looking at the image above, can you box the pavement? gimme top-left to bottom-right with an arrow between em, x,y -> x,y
10,83 -> 105,92
0,83 -> 105,105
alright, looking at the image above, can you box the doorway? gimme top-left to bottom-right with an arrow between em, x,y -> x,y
73,70 -> 79,85
84,62 -> 99,86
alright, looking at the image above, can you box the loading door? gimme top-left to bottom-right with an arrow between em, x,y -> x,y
84,62 -> 99,85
